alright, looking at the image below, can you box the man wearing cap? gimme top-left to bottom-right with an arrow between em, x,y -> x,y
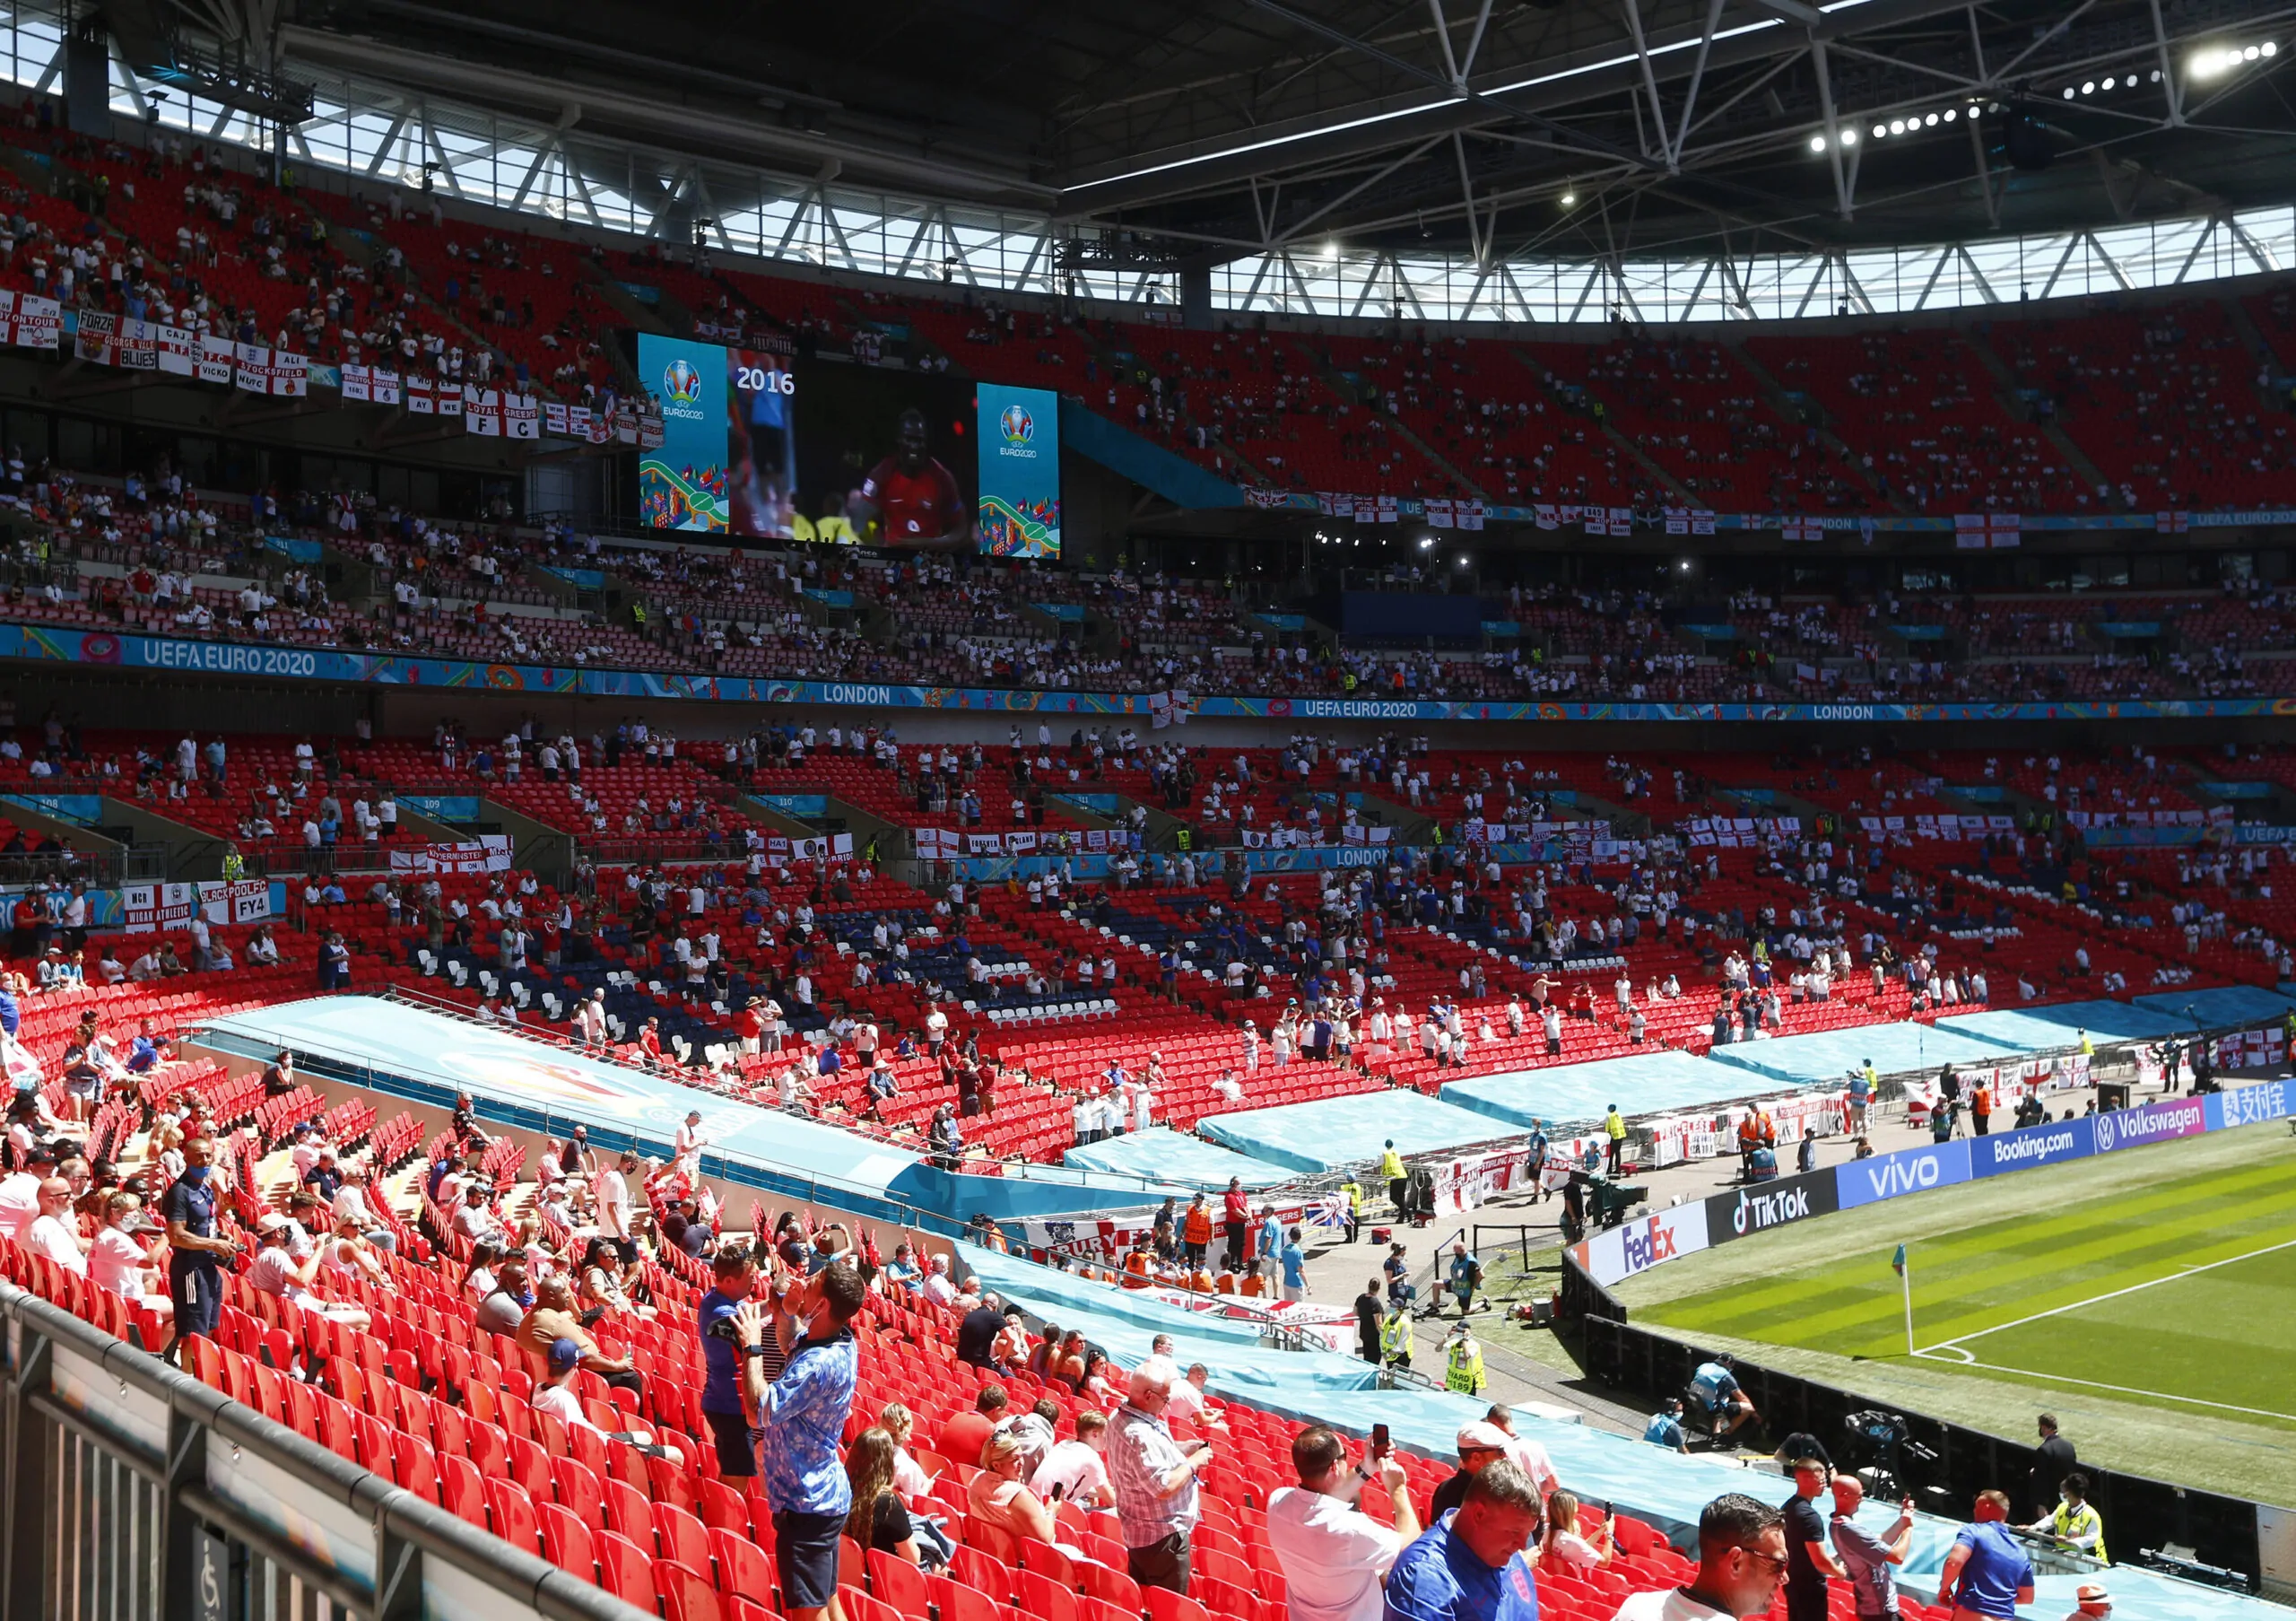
2064,1582 -> 2110,1620
1428,1421 -> 1512,1520
1443,1320 -> 1485,1396
535,1337 -> 684,1464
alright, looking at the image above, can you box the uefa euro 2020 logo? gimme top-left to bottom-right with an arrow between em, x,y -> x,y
999,402 -> 1035,448
663,357 -> 703,405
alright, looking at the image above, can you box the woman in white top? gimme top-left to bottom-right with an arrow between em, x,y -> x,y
88,1193 -> 170,1313
1536,1490 -> 1614,1575
322,1215 -> 387,1289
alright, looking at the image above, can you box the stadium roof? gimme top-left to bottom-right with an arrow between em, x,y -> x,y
267,0 -> 2296,265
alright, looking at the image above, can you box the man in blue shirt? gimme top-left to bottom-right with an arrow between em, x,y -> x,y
1278,1227 -> 1308,1303
736,1261 -> 865,1621
699,1247 -> 761,1477
1644,1398 -> 1689,1453
1935,1491 -> 2035,1620
1382,1458 -> 1544,1621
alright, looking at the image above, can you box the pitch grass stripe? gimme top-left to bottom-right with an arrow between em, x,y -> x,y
1650,1171 -> 2296,1342
1665,1193 -> 2296,1350
1665,1156 -> 2296,1322
1919,1234 -> 2296,1354
1809,1193 -> 2296,1340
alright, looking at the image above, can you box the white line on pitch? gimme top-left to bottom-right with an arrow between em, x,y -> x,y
1909,1352 -> 2296,1425
1914,1234 -> 2296,1355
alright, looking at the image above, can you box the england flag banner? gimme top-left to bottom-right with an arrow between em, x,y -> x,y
143,321 -> 196,376
271,349 -> 308,397
234,343 -> 272,395
0,292 -> 60,349
465,387 -> 502,436
341,362 -> 374,403
196,335 -> 235,385
504,393 -> 539,440
406,377 -> 435,414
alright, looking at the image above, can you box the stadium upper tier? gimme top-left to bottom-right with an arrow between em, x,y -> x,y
0,120 -> 2292,522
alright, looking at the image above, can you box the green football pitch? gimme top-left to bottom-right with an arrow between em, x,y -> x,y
1613,1125 -> 2296,1503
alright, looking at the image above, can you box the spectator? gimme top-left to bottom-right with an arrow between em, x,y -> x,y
1538,1490 -> 1614,1574
1430,1421 -> 1512,1520
954,1290 -> 1007,1369
23,1175 -> 85,1274
847,1425 -> 928,1567
1032,1409 -> 1116,1510
1827,1476 -> 1913,1621
515,1275 -> 640,1398
1109,1355 -> 1213,1594
735,1262 -> 866,1621
967,1428 -> 1061,1544
1779,1458 -> 1846,1621
1484,1406 -> 1560,1502
161,1136 -> 233,1361
1380,1457 -> 1543,1621
2065,1582 -> 2111,1620
1611,1493 -> 1787,1620
1934,1491 -> 2036,1621
878,1402 -> 959,1565
700,1245 -> 763,1477
1266,1425 -> 1422,1621
534,1338 -> 683,1463
88,1191 -> 168,1316
939,1385 -> 1006,1469
474,1255 -> 533,1336
1354,1277 -> 1384,1364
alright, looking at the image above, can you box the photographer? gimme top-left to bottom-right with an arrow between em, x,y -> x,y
1267,1425 -> 1421,1621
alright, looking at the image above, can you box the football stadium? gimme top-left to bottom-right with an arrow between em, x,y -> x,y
4,2 -> 2296,1620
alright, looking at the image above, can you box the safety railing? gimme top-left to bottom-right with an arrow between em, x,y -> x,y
0,1276 -> 647,1621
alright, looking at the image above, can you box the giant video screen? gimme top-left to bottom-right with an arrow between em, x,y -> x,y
635,331 -> 797,537
633,332 -> 1057,557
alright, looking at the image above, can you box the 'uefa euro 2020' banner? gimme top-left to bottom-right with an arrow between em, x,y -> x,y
1577,1080 -> 2295,1286
15,620 -> 2296,726
977,383 -> 1060,560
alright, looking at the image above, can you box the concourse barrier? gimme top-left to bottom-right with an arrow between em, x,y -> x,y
0,1278 -> 647,1621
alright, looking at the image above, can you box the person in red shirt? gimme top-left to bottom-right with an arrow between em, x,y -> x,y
638,1015 -> 665,1072
851,408 -> 970,550
1222,1177 -> 1250,1272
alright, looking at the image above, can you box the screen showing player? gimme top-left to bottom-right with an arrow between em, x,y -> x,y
849,405 -> 971,550
726,345 -> 797,539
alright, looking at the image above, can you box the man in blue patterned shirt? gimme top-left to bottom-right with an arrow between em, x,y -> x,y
737,1261 -> 865,1621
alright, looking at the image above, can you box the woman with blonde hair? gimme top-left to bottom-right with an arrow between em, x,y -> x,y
1538,1488 -> 1615,1574
967,1429 -> 1060,1545
877,1403 -> 955,1567
845,1427 -> 923,1564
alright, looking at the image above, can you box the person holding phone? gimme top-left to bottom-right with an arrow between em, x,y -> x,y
1266,1425 -> 1422,1621
1828,1476 -> 1914,1621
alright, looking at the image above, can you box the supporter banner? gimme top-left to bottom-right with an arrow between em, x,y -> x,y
120,878 -> 283,932
339,363 -> 402,405
1431,1141 -> 1531,1215
24,619 -> 2296,724
465,387 -> 502,437
1579,1202 -> 1709,1287
73,309 -> 119,365
1703,1166 -> 1839,1245
0,291 -> 61,349
1834,1139 -> 1974,1209
1970,1118 -> 2093,1178
196,335 -> 234,386
388,835 -> 512,875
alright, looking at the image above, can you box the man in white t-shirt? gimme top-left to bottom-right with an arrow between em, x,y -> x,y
596,1155 -> 636,1241
1031,1409 -> 1116,1509
0,1150 -> 52,1242
1484,1402 -> 1561,1503
1611,1493 -> 1788,1620
24,1177 -> 87,1275
1266,1425 -> 1422,1621
674,1111 -> 709,1179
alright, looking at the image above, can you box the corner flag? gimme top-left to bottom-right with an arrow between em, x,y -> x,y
1895,1243 -> 1913,1355
1892,1243 -> 1907,1276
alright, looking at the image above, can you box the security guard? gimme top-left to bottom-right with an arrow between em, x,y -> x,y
1380,1301 -> 1415,1372
220,844 -> 246,882
1603,1102 -> 1629,1174
2028,1472 -> 2109,1564
1338,1177 -> 1362,1243
1443,1321 -> 1486,1396
1378,1138 -> 1407,1216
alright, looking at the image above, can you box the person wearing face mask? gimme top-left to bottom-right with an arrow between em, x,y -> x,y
161,1135 -> 238,1362
1266,1425 -> 1422,1621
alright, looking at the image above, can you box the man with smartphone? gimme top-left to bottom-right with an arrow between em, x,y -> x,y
1827,1476 -> 1914,1621
1266,1425 -> 1422,1621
